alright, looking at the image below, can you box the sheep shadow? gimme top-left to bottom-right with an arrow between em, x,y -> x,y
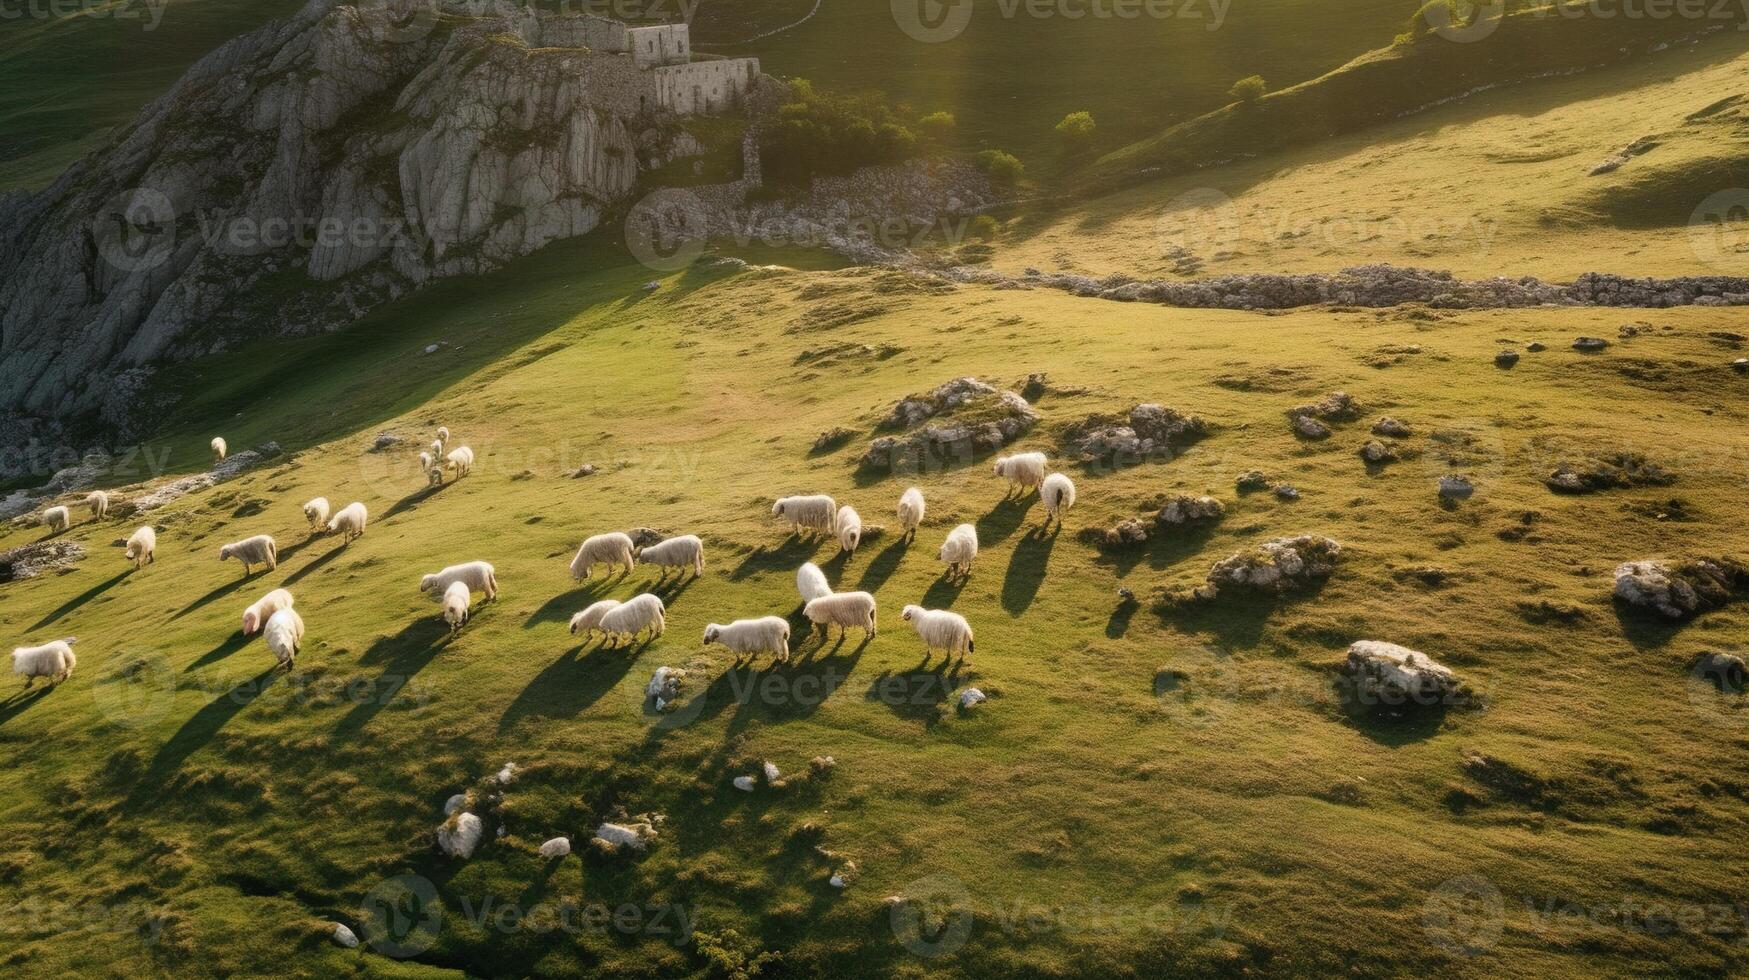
382,481 -> 452,521
1106,597 -> 1140,638
1001,526 -> 1056,614
728,533 -> 823,582
864,654 -> 966,728
976,495 -> 1035,547
524,582 -> 610,629
130,667 -> 281,804
922,572 -> 968,609
649,572 -> 697,605
273,536 -> 325,565
820,548 -> 851,579
498,644 -> 636,732
170,573 -> 253,620
856,537 -> 909,593
29,568 -> 131,631
282,543 -> 347,586
720,639 -> 869,739
334,618 -> 453,735
0,686 -> 53,728
185,632 -> 254,672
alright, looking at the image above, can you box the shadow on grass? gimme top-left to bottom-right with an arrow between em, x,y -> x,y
132,667 -> 282,802
524,581 -> 611,629
186,631 -> 253,672
922,572 -> 967,608
29,568 -> 131,631
728,533 -> 823,582
1106,597 -> 1139,638
1333,678 -> 1458,746
856,536 -> 909,593
721,636 -> 870,739
1001,525 -> 1056,614
1160,582 -> 1331,649
1613,602 -> 1686,650
334,618 -> 452,735
864,654 -> 966,728
649,572 -> 697,606
282,543 -> 348,587
383,481 -> 453,521
977,494 -> 1035,547
170,572 -> 254,620
0,685 -> 53,728
498,643 -> 636,732
1099,521 -> 1220,577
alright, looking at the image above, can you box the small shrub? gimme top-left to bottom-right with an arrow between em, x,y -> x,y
919,110 -> 956,141
974,149 -> 1024,185
1228,75 -> 1267,103
1054,110 -> 1096,143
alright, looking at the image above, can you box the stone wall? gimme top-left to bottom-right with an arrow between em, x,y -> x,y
652,59 -> 762,115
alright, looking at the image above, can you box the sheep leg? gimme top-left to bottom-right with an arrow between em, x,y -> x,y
22,677 -> 33,690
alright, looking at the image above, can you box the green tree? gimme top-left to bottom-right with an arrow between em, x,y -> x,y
1054,111 -> 1096,144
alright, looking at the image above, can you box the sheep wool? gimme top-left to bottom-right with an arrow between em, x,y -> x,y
570,532 -> 635,580
41,506 -> 70,533
569,599 -> 622,637
436,426 -> 451,444
420,561 -> 499,600
993,451 -> 1049,493
796,562 -> 832,603
636,534 -> 705,577
703,616 -> 792,663
211,437 -> 227,462
429,438 -> 445,460
264,608 -> 305,669
902,605 -> 974,658
219,534 -> 278,575
833,505 -> 863,554
10,639 -> 76,688
86,490 -> 109,520
772,494 -> 837,535
897,487 -> 925,537
1041,472 -> 1077,524
443,581 -> 471,633
444,446 -> 474,479
938,524 -> 979,578
302,497 -> 331,533
598,593 -> 666,644
242,588 -> 295,636
326,501 -> 368,542
124,526 -> 156,568
802,591 -> 877,640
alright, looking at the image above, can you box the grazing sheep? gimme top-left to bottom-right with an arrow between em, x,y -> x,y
802,591 -> 877,641
86,491 -> 109,521
219,534 -> 278,576
897,487 -> 925,538
569,599 -> 622,638
211,437 -> 227,462
636,534 -> 705,578
124,526 -> 156,568
302,497 -> 331,534
796,562 -> 832,603
993,451 -> 1048,494
41,506 -> 70,533
264,608 -> 304,670
429,438 -> 445,460
420,561 -> 499,600
703,616 -> 791,663
1040,472 -> 1076,525
938,523 -> 979,579
570,532 -> 636,580
834,505 -> 863,554
442,581 -> 471,634
242,588 -> 295,636
772,495 -> 837,536
902,605 -> 974,658
598,593 -> 666,645
10,639 -> 76,688
436,426 -> 451,444
326,501 -> 368,542
444,446 -> 474,479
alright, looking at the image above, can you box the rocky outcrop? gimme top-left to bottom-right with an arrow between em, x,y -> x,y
1198,535 -> 1342,599
860,380 -> 1038,474
1342,640 -> 1463,707
0,540 -> 86,583
1613,558 -> 1748,620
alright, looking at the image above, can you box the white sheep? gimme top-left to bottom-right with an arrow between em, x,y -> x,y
802,591 -> 877,641
302,497 -> 331,534
833,505 -> 863,554
420,561 -> 499,600
703,616 -> 791,663
570,532 -> 635,580
444,446 -> 474,479
326,501 -> 368,542
442,581 -> 471,634
264,608 -> 305,670
124,526 -> 156,568
10,639 -> 76,688
598,593 -> 666,645
86,490 -> 109,521
569,599 -> 622,638
242,588 -> 295,636
993,451 -> 1048,494
938,523 -> 979,579
772,494 -> 836,536
636,534 -> 705,578
796,562 -> 832,603
429,438 -> 445,460
1040,472 -> 1076,525
219,534 -> 278,576
436,426 -> 451,444
902,605 -> 974,658
897,487 -> 925,538
211,437 -> 228,462
418,451 -> 443,486
41,506 -> 70,533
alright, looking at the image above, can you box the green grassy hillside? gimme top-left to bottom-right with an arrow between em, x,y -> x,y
4,234 -> 1749,976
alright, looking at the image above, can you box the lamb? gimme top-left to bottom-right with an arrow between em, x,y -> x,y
442,581 -> 471,634
796,562 -> 832,603
834,505 -> 863,554
420,561 -> 499,600
302,497 -> 331,535
326,501 -> 368,542
41,506 -> 70,533
444,446 -> 474,479
242,588 -> 295,636
703,616 -> 791,663
86,490 -> 109,520
802,591 -> 877,641
938,523 -> 979,579
10,639 -> 75,688
264,608 -> 305,669
1040,472 -> 1076,525
211,437 -> 227,462
993,451 -> 1048,494
636,534 -> 705,578
570,532 -> 636,580
219,534 -> 278,576
897,487 -> 925,538
902,605 -> 974,658
598,593 -> 666,644
124,526 -> 156,567
772,494 -> 837,536
569,599 -> 622,638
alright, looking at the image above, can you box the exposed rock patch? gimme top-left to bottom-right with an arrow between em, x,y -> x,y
0,540 -> 86,583
1195,535 -> 1342,600
1545,453 -> 1673,494
1061,403 -> 1209,467
1341,640 -> 1464,708
861,381 -> 1038,474
1613,558 -> 1748,619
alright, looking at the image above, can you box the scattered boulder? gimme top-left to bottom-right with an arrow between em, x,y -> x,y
1618,322 -> 1645,338
1359,440 -> 1398,465
1274,484 -> 1301,501
1082,518 -> 1152,550
645,666 -> 685,709
1494,350 -> 1520,368
811,427 -> 857,454
1342,640 -> 1463,707
437,812 -> 484,859
882,377 -> 998,429
1235,470 -> 1273,493
1573,337 -> 1610,352
1545,452 -> 1673,494
1156,494 -> 1224,527
1372,417 -> 1411,438
1613,558 -> 1748,619
1199,535 -> 1342,599
861,387 -> 1038,473
371,432 -> 404,452
571,463 -> 598,478
1437,475 -> 1475,499
732,776 -> 756,792
957,688 -> 987,709
1526,342 -> 1548,352
1062,404 -> 1209,466
332,923 -> 359,948
539,837 -> 572,859
593,819 -> 660,853
1733,358 -> 1748,374
0,540 -> 85,583
1292,415 -> 1332,439
1289,391 -> 1363,423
